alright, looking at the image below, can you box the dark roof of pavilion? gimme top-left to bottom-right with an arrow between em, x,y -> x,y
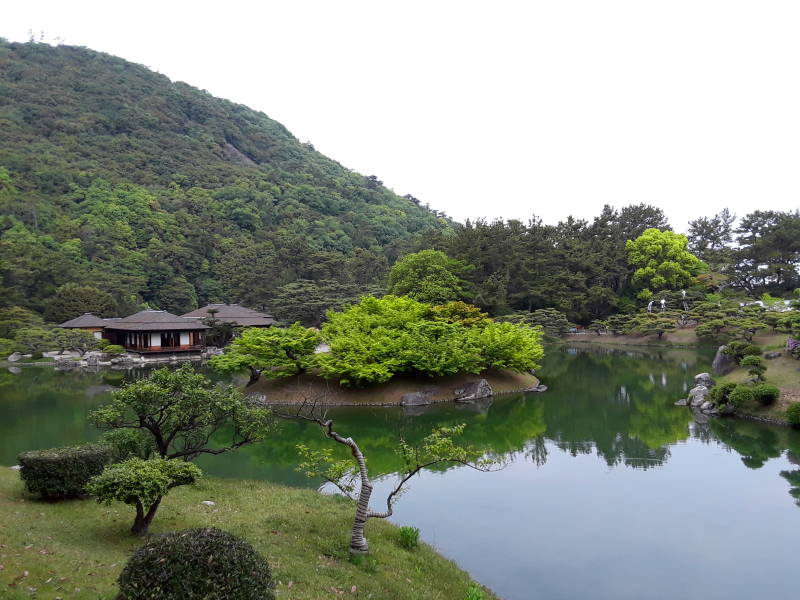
181,304 -> 276,327
59,313 -> 119,328
104,310 -> 209,331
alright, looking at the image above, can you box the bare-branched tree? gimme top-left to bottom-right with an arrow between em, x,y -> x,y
284,396 -> 499,554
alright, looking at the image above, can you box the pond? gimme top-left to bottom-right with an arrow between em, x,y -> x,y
2,346 -> 799,600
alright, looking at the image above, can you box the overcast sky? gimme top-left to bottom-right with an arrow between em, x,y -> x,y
4,1 -> 800,231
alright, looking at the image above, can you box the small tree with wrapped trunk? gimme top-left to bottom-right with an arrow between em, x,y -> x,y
289,403 -> 497,554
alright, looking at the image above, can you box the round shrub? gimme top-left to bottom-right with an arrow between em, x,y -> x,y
753,383 -> 781,406
117,527 -> 275,600
710,382 -> 737,406
728,385 -> 755,408
17,444 -> 112,500
103,344 -> 125,355
787,402 -> 800,427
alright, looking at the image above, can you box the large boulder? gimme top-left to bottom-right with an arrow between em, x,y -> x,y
711,345 -> 736,375
694,373 -> 715,388
453,379 -> 493,402
7,352 -> 22,362
764,351 -> 782,360
400,390 -> 435,406
688,385 -> 710,407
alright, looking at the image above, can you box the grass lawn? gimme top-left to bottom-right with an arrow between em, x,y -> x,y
717,351 -> 800,422
0,468 -> 496,600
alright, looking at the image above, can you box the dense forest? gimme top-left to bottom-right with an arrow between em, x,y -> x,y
0,40 -> 445,319
1,40 -> 799,329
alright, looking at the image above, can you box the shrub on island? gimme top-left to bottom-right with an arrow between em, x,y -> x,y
212,296 -> 545,388
316,296 -> 544,387
117,527 -> 275,600
17,444 -> 112,500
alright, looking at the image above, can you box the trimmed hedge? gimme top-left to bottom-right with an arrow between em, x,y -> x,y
710,382 -> 737,406
728,385 -> 755,408
753,383 -> 780,406
17,444 -> 112,499
117,527 -> 275,600
787,402 -> 800,427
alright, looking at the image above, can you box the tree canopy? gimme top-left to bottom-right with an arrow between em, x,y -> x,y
626,228 -> 704,299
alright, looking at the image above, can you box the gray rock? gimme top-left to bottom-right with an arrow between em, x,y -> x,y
700,401 -> 714,411
688,385 -> 710,407
9,465 -> 21,471
674,398 -> 688,406
694,373 -> 716,388
453,379 -> 493,402
719,403 -> 737,416
454,397 -> 493,414
86,355 -> 99,367
712,345 -> 736,375
7,352 -> 22,362
201,500 -> 216,507
764,351 -> 782,359
55,358 -> 77,369
525,384 -> 548,393
401,391 -> 434,406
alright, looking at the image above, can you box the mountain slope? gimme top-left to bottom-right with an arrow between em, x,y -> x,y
0,40 -> 447,318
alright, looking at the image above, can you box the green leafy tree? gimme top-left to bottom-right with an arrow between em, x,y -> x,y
626,229 -> 704,299
13,326 -> 54,354
500,308 -> 571,339
387,250 -> 472,304
90,364 -> 275,460
44,283 -> 119,323
317,296 -> 543,387
211,324 -> 320,385
628,312 -> 678,339
86,458 -> 201,535
0,306 -> 44,338
52,328 -> 101,355
741,355 -> 766,382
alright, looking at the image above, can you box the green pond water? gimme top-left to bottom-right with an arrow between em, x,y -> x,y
2,346 -> 800,600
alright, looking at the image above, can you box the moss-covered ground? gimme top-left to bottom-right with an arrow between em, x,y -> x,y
0,468 -> 496,600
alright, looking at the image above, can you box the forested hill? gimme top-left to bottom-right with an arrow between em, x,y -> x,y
0,40 -> 447,320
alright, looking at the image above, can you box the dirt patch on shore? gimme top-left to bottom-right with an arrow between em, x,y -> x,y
246,369 -> 539,406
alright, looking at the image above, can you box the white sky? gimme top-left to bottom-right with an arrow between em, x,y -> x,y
4,1 -> 800,231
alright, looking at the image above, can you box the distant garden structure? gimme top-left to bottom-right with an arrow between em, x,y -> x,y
57,303 -> 274,354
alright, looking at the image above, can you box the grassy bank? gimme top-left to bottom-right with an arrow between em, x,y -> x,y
716,352 -> 800,423
565,328 -> 711,348
0,468 -> 497,600
249,369 -> 538,405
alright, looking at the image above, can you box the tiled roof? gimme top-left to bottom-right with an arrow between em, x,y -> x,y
59,313 -> 112,328
104,310 -> 209,331
182,304 -> 275,327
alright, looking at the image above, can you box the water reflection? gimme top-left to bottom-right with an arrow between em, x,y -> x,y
2,346 -> 800,511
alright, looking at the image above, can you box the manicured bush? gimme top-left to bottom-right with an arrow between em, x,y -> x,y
723,341 -> 762,364
787,402 -> 800,427
398,525 -> 420,550
753,383 -> 781,406
87,458 -> 201,535
117,527 -> 275,600
100,428 -> 155,462
728,385 -> 755,408
103,344 -> 125,355
17,444 -> 112,500
740,355 -> 766,382
710,382 -> 737,406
